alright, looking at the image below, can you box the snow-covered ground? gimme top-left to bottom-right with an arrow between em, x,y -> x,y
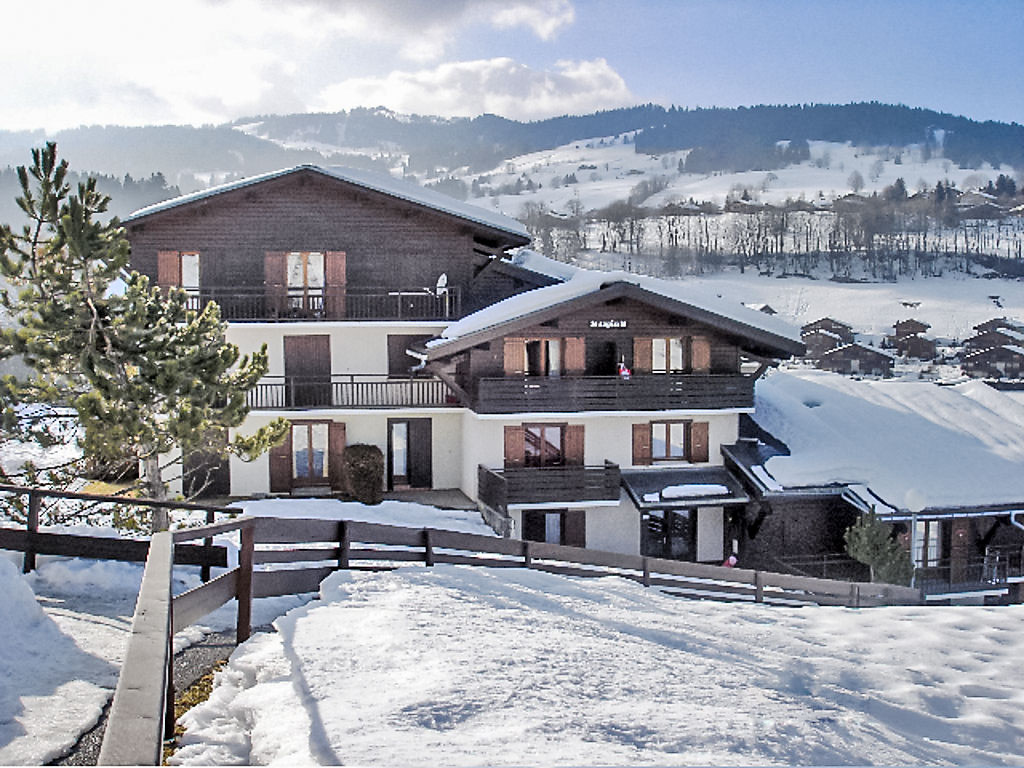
172,565 -> 1024,766
0,498 -> 490,764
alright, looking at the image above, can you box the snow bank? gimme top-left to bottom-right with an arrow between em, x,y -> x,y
0,558 -> 121,765
755,369 -> 1024,509
172,566 -> 1024,766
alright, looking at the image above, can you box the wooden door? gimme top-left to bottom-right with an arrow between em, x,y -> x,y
284,335 -> 331,407
389,418 -> 432,489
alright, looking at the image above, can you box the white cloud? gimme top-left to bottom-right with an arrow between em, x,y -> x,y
316,57 -> 633,121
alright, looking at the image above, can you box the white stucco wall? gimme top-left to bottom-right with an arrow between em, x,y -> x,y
226,321 -> 446,377
230,408 -> 463,496
585,493 -> 641,555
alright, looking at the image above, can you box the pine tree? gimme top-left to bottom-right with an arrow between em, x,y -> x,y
845,511 -> 913,586
0,144 -> 288,529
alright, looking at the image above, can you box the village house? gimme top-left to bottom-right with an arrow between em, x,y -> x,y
893,334 -> 937,361
963,326 -> 1024,354
817,342 -> 895,377
892,318 -> 930,339
800,328 -> 844,359
800,317 -> 855,344
963,345 -> 1024,379
123,164 -> 804,564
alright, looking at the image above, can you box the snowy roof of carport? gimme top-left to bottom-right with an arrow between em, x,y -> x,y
621,468 -> 749,510
750,369 -> 1024,512
124,164 -> 531,241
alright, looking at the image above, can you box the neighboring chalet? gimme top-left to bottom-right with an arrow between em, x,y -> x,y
893,318 -> 930,339
801,329 -> 844,360
817,343 -> 894,377
893,334 -> 937,361
801,317 -> 854,344
124,165 -> 805,565
974,317 -> 1024,335
963,345 -> 1024,380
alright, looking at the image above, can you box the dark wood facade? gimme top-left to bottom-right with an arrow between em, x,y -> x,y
125,168 -> 528,320
963,345 -> 1024,379
893,319 -> 930,339
801,318 -> 854,344
818,343 -> 894,377
801,329 -> 843,359
893,334 -> 937,361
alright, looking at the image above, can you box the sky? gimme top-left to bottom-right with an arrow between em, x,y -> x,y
5,0 -> 1023,133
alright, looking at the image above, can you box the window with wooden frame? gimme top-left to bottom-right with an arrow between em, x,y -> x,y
632,420 -> 709,465
157,251 -> 200,290
265,250 -> 346,318
504,423 -> 584,468
503,337 -> 585,376
633,335 -> 712,373
652,338 -> 685,373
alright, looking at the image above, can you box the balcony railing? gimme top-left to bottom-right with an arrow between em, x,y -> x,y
473,374 -> 754,413
477,462 -> 621,512
915,548 -> 1024,596
248,375 -> 458,410
182,285 -> 461,321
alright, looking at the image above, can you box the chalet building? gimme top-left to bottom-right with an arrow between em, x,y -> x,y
963,327 -> 1024,354
893,318 -> 930,340
817,343 -> 894,377
893,334 -> 937,361
973,317 -> 1024,336
124,164 -> 805,564
800,329 -> 843,359
963,345 -> 1024,379
800,317 -> 854,344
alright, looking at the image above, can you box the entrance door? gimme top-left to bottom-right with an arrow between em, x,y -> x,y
587,339 -> 619,376
284,335 -> 331,407
388,418 -> 432,489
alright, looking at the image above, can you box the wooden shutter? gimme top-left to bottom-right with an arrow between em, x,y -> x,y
564,337 -> 586,375
157,251 -> 180,290
691,336 -> 711,373
328,422 -> 347,492
268,423 -> 293,493
325,250 -> 346,319
689,421 -> 709,463
633,337 -> 653,373
632,423 -> 652,466
264,251 -> 288,318
564,424 -> 585,466
563,509 -> 586,548
503,425 -> 525,468
503,338 -> 525,376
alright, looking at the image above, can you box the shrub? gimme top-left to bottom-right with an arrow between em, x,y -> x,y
845,512 -> 913,586
343,444 -> 384,505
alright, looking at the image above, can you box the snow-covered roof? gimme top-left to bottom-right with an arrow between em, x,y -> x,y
125,164 -> 531,240
428,252 -> 804,357
752,370 -> 1024,510
969,328 -> 1024,344
802,329 -> 842,340
964,344 -> 1024,360
821,342 -> 896,360
801,317 -> 853,330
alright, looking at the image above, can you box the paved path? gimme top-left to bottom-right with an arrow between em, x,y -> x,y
50,629 -> 265,766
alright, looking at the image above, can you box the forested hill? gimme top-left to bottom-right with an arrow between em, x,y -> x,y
0,102 -> 1021,223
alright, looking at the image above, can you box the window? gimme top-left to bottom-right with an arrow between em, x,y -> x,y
293,422 -> 329,482
157,250 -> 200,291
180,252 -> 200,289
524,424 -> 564,467
913,520 -> 941,567
652,338 -> 685,373
524,339 -> 562,376
651,421 -> 687,460
287,251 -> 325,313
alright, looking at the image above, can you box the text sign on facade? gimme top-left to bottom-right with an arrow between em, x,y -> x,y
589,319 -> 627,329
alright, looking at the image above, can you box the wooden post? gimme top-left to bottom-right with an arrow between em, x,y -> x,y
338,520 -> 350,569
23,491 -> 40,574
642,557 -> 650,587
236,524 -> 254,644
164,646 -> 175,739
754,571 -> 764,603
423,529 -> 434,567
201,508 -> 214,583
523,540 -> 533,568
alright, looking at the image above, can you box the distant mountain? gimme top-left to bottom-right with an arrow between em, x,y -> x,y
0,102 -> 1019,223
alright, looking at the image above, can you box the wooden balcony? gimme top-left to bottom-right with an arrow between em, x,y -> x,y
916,548 -> 1024,597
473,374 -> 754,413
248,375 -> 458,410
183,285 -> 461,321
477,462 -> 621,512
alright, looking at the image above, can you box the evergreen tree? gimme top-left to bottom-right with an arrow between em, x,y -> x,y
845,511 -> 913,586
0,144 -> 288,529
